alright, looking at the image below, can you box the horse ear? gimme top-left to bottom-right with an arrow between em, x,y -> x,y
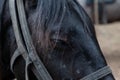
25,0 -> 38,12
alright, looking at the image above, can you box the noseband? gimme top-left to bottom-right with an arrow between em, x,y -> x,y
9,0 -> 112,80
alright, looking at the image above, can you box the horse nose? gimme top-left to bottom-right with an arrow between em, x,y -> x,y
100,74 -> 115,80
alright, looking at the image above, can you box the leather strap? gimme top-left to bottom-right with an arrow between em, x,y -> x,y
10,49 -> 21,72
16,0 -> 53,80
80,66 -> 112,80
9,0 -> 32,80
9,0 -> 53,80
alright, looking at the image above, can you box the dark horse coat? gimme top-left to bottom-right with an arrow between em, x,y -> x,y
0,0 -> 115,80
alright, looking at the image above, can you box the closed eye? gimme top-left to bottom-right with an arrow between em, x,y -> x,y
50,39 -> 69,50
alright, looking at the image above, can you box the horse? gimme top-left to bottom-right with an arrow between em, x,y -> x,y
0,0 -> 115,80
78,0 -> 120,23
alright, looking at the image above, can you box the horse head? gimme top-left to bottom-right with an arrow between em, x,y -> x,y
1,0 -> 115,80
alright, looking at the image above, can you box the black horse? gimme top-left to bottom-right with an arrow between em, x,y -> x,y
0,0 -> 115,80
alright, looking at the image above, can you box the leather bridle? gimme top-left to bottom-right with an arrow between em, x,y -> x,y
9,0 -> 53,80
9,0 -> 112,80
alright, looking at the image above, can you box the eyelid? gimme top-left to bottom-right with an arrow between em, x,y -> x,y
50,37 -> 65,45
51,34 -> 67,42
51,39 -> 69,50
51,39 -> 65,43
50,36 -> 68,45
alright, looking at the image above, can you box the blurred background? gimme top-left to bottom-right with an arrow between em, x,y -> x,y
77,0 -> 120,80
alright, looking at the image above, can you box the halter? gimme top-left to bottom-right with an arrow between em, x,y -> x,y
9,0 -> 112,80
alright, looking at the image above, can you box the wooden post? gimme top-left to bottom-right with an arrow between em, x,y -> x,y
102,0 -> 107,24
94,0 -> 99,24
